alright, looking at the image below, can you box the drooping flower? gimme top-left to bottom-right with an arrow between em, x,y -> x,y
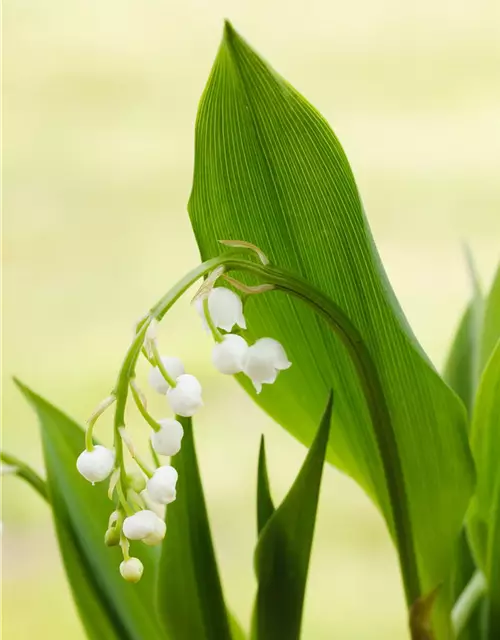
167,374 -> 203,417
147,465 -> 178,505
196,286 -> 246,332
151,418 -> 184,456
120,557 -> 144,583
212,334 -> 249,374
76,445 -> 115,484
243,337 -> 292,393
122,509 -> 166,546
148,356 -> 185,395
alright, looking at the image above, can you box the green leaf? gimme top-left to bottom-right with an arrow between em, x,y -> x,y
486,477 -> 500,637
443,303 -> 480,417
481,264 -> 500,369
15,380 -> 167,640
157,416 -> 237,640
442,254 -> 484,639
188,19 -> 474,625
256,435 -> 275,535
469,340 -> 500,570
251,393 -> 332,640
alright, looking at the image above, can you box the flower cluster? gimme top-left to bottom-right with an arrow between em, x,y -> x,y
75,278 -> 291,583
196,286 -> 292,393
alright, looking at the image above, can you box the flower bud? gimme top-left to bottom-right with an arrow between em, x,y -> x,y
147,465 -> 178,505
122,509 -> 166,546
76,445 -> 115,484
148,356 -> 185,395
212,334 -> 249,374
126,471 -> 147,493
151,419 -> 184,456
196,287 -> 246,332
167,374 -> 203,417
120,557 -> 144,583
243,337 -> 292,393
104,526 -> 121,547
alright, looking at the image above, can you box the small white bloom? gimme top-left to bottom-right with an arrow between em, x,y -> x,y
243,337 -> 292,393
120,557 -> 144,583
151,419 -> 184,456
148,356 -> 185,395
122,509 -> 166,546
76,445 -> 115,484
167,374 -> 203,417
196,287 -> 246,332
147,465 -> 178,505
212,334 -> 249,374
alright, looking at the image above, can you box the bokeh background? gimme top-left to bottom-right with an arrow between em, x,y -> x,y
2,1 -> 500,638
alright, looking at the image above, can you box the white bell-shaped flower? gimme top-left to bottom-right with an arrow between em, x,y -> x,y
148,356 -> 185,395
167,374 -> 203,417
151,418 -> 184,456
196,287 -> 246,332
147,465 -> 178,505
122,509 -> 166,546
120,557 -> 144,583
212,334 -> 249,375
243,337 -> 292,393
76,445 -> 115,484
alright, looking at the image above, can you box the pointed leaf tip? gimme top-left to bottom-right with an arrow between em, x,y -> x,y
257,435 -> 275,534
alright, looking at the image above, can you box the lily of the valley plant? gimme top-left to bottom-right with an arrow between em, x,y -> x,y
3,21 -> 500,640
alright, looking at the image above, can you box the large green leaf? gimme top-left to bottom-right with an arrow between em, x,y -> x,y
188,19 -> 474,619
157,416 -> 238,640
252,393 -> 332,640
15,380 -> 167,640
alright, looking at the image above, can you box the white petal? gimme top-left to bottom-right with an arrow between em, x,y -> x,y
142,516 -> 166,545
123,509 -> 160,540
243,338 -> 291,392
151,419 -> 184,456
212,334 -> 249,375
147,465 -> 178,505
76,446 -> 115,484
167,374 -> 203,417
207,287 -> 247,332
251,338 -> 291,370
148,356 -> 185,395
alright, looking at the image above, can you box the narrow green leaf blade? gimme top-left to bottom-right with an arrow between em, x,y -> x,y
469,340 -> 500,569
481,264 -> 500,369
486,477 -> 500,637
157,417 -> 236,640
256,436 -> 275,535
15,380 -> 166,640
251,393 -> 333,640
188,21 -> 474,625
443,302 -> 483,419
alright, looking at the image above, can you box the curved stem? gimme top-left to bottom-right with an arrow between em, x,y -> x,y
203,298 -> 223,343
150,340 -> 177,388
130,380 -> 161,432
112,254 -> 420,605
452,570 -> 486,637
0,451 -> 49,502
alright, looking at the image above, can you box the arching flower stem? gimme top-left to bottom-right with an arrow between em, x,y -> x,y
111,253 -> 420,606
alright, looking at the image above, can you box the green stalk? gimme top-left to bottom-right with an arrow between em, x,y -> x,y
0,451 -> 49,502
112,253 -> 421,606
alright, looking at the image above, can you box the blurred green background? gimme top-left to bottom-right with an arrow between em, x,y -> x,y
2,1 -> 500,638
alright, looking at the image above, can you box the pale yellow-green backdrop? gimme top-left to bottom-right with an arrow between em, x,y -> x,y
2,1 -> 500,638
